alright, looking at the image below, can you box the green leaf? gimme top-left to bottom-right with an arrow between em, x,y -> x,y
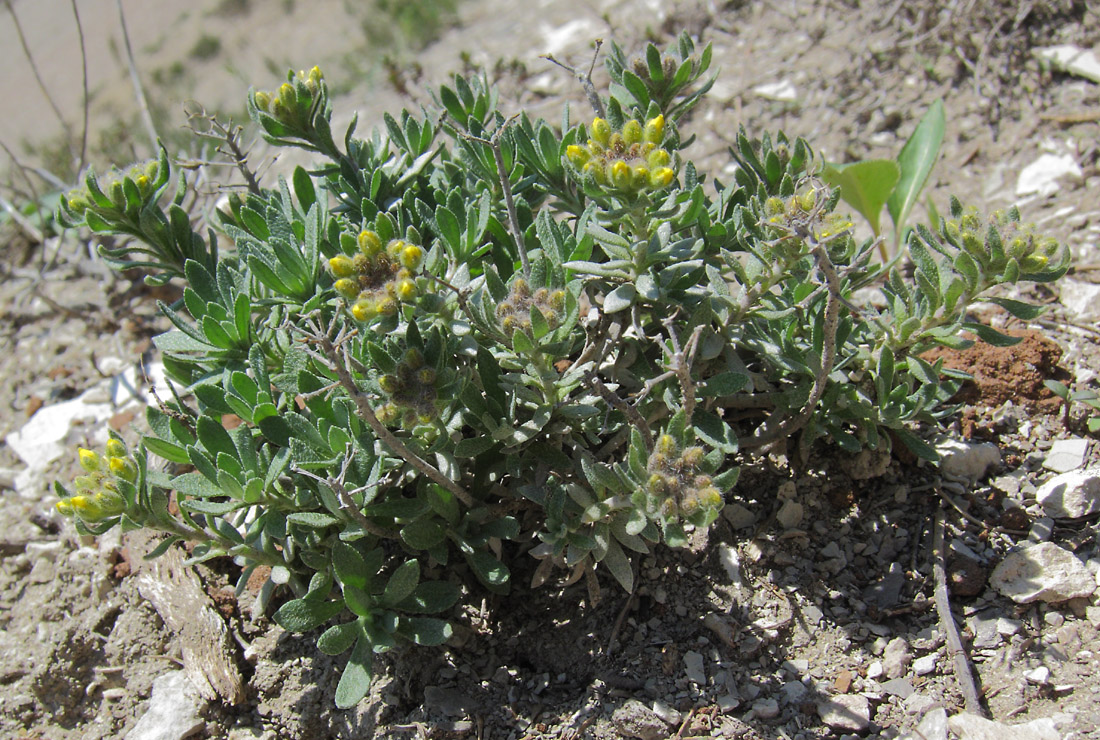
454,436 -> 496,458
197,415 -> 237,462
600,539 -> 634,593
400,519 -> 446,549
402,617 -> 452,646
317,620 -> 360,655
963,322 -> 1023,347
332,541 -> 370,591
692,409 -> 738,454
984,297 -> 1045,320
142,437 -> 190,465
272,598 -> 345,632
887,99 -> 945,246
179,499 -> 242,515
891,427 -> 939,462
382,560 -> 420,607
603,284 -> 636,314
334,634 -> 374,709
398,580 -> 461,614
287,512 -> 341,528
698,371 -> 749,398
821,159 -> 900,237
466,550 -> 509,592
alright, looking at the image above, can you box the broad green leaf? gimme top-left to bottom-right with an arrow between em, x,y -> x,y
401,519 -> 447,549
822,159 -> 900,237
273,598 -> 345,633
382,560 -> 420,607
402,616 -> 452,646
887,99 -> 945,246
397,580 -> 460,614
334,635 -> 374,709
287,512 -> 341,528
332,541 -> 370,591
317,620 -> 360,655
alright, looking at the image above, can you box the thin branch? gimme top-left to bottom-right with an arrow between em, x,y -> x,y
542,39 -> 606,118
182,102 -> 262,195
462,116 -> 529,276
115,0 -> 159,153
741,237 -> 842,449
587,373 -> 653,447
933,509 -> 986,716
70,0 -> 89,174
292,460 -> 398,540
309,325 -> 478,509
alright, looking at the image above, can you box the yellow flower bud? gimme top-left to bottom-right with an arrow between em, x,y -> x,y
351,299 -> 376,322
656,434 -> 678,457
548,289 -> 566,311
105,439 -> 127,458
386,239 -> 405,259
501,315 -> 516,333
566,145 -> 590,170
379,374 -> 401,394
396,279 -> 417,301
590,117 -> 611,147
646,148 -> 671,169
363,234 -> 385,262
610,160 -> 631,189
254,90 -> 272,111
798,190 -> 817,212
622,119 -> 643,146
56,499 -> 73,516
631,165 -> 650,190
278,82 -> 297,108
377,298 -> 398,316
512,277 -> 530,298
698,486 -> 722,509
647,473 -> 667,493
108,456 -> 137,482
680,494 -> 701,516
399,244 -> 423,270
328,255 -> 356,277
649,167 -> 675,190
333,278 -> 359,299
583,160 -> 606,185
378,403 -> 400,424
79,448 -> 103,473
608,132 -> 624,153
681,446 -> 704,468
417,367 -> 437,385
1020,253 -> 1048,272
309,65 -> 323,83
643,114 -> 665,145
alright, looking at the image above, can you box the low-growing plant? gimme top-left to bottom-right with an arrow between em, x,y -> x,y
54,34 -> 1069,707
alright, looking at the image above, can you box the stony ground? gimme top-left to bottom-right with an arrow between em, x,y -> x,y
2,1 -> 1100,739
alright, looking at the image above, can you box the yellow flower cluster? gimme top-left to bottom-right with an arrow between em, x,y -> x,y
56,439 -> 136,523
763,190 -> 853,243
495,277 -> 566,338
946,206 -> 1060,274
566,115 -> 676,194
376,349 -> 439,427
65,160 -> 160,216
252,66 -> 323,126
646,434 -> 722,519
329,230 -> 424,322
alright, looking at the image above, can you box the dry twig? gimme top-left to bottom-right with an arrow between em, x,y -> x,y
933,508 -> 986,716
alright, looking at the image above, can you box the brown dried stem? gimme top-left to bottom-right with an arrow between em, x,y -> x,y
933,508 -> 986,716
310,324 -> 478,509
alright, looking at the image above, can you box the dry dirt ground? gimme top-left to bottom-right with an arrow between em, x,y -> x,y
2,1 -> 1100,738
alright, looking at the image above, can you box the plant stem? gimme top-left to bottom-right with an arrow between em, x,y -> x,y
318,333 -> 478,509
